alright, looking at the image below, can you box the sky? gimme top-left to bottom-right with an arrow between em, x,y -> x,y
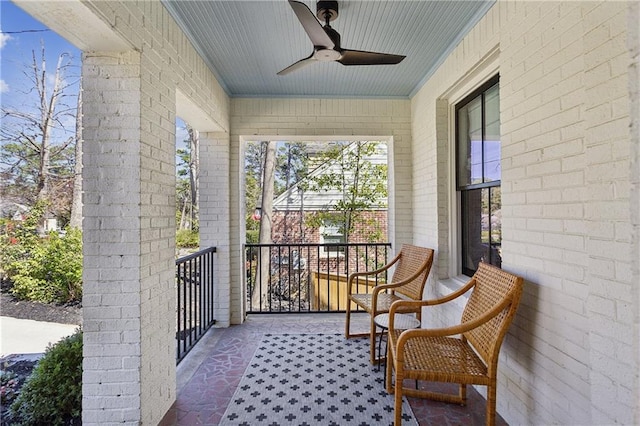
1,1 -> 189,172
1,1 -> 81,101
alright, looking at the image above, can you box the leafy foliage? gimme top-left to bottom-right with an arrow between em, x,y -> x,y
176,229 -> 199,248
274,142 -> 308,196
0,200 -> 82,303
1,370 -> 20,406
10,329 -> 82,426
305,141 -> 388,241
0,203 -> 44,273
245,141 -> 310,243
244,142 -> 267,239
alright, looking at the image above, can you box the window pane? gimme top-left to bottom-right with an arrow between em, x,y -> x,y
461,187 -> 502,274
480,188 -> 492,266
489,186 -> 502,267
483,84 -> 501,182
461,189 -> 483,273
457,97 -> 483,187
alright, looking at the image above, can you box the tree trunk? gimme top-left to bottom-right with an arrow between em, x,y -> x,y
187,126 -> 199,229
180,198 -> 188,230
252,140 -> 276,310
35,48 -> 65,203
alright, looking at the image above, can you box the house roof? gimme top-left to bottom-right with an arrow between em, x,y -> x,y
272,141 -> 388,211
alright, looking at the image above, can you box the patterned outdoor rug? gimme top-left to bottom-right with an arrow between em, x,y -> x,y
221,333 -> 417,425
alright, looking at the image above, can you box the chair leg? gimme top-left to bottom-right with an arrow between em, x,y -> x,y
377,327 -> 384,372
459,383 -> 467,405
369,314 -> 377,364
385,343 -> 393,394
394,363 -> 403,425
486,383 -> 496,426
345,300 -> 351,338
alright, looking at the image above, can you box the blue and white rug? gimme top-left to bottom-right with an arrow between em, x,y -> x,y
221,333 -> 417,425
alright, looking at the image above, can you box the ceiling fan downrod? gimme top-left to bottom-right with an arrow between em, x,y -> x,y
316,0 -> 338,24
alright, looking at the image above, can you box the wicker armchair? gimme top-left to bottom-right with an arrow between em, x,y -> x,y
345,244 -> 434,365
385,262 -> 523,426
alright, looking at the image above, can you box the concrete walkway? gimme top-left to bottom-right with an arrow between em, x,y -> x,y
0,316 -> 79,358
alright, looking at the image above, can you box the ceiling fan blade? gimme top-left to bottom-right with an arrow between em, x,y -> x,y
288,0 -> 334,48
338,49 -> 406,66
277,53 -> 317,75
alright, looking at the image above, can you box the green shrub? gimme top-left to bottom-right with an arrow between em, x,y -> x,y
176,229 -> 199,248
245,229 -> 259,244
0,202 -> 46,279
1,370 -> 20,405
10,227 -> 83,303
11,329 -> 83,426
0,201 -> 82,303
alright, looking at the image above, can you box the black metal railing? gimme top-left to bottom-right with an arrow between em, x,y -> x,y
245,243 -> 391,314
176,246 -> 217,364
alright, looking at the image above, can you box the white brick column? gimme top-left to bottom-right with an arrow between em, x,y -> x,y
584,2 -> 634,423
82,50 -> 177,425
82,51 -> 142,424
199,132 -> 232,326
629,1 -> 640,423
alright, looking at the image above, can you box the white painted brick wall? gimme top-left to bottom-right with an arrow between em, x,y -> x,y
411,0 -> 636,424
629,2 -> 640,421
583,2 -> 634,421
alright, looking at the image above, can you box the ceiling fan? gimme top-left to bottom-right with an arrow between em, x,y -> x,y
278,0 -> 406,75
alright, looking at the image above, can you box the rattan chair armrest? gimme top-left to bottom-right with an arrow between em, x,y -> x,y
394,295 -> 514,347
428,278 -> 478,304
346,251 -> 402,294
367,257 -> 433,310
372,257 -> 434,291
387,278 -> 477,322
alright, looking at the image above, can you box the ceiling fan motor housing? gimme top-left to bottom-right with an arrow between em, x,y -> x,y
316,1 -> 338,22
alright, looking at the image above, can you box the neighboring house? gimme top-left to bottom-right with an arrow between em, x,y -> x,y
1,202 -> 58,235
0,202 -> 29,222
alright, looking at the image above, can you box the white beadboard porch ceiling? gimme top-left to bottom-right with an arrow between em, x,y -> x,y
161,0 -> 494,98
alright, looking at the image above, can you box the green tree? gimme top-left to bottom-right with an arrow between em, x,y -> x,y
0,44 -> 79,223
275,142 -> 308,196
176,124 -> 199,232
305,141 -> 387,242
244,142 -> 266,242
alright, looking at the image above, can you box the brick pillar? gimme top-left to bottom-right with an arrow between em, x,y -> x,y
199,132 -> 233,326
584,2 -> 634,423
629,1 -> 640,423
82,50 -> 176,424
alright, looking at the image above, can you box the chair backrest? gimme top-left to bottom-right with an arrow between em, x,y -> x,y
390,244 -> 434,300
461,262 -> 523,371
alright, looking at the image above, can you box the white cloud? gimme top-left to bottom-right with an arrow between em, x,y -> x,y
0,32 -> 11,49
0,80 -> 8,93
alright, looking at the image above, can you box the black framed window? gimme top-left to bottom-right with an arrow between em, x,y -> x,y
456,75 -> 501,276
